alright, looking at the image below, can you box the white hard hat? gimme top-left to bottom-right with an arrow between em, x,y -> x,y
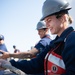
40,0 -> 71,21
36,21 -> 47,30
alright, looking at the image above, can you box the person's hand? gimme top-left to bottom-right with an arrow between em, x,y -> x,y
0,50 -> 10,59
0,62 -> 6,70
0,59 -> 11,70
0,59 -> 26,75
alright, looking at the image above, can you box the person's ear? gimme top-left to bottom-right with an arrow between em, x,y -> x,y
60,14 -> 67,23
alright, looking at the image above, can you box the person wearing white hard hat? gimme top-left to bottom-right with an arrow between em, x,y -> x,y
0,0 -> 75,75
0,21 -> 51,60
0,21 -> 51,75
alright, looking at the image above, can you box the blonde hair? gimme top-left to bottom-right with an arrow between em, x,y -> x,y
55,10 -> 73,24
68,16 -> 73,24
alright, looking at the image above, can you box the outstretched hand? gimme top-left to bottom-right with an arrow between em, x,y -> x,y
0,50 -> 10,59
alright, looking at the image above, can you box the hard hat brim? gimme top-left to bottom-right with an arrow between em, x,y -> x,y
40,7 -> 72,21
